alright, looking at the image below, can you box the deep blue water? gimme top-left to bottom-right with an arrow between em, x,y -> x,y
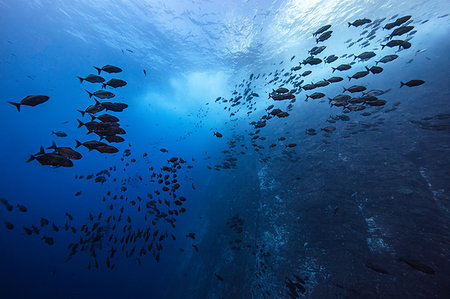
0,0 -> 449,298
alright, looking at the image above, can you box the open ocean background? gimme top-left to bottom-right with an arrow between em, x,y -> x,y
0,0 -> 449,298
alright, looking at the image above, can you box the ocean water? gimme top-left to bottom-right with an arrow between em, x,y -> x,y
0,0 -> 449,298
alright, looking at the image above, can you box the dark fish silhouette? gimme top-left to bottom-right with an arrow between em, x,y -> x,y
85,90 -> 115,99
77,74 -> 105,83
348,18 -> 371,27
8,95 -> 49,112
102,79 -> 127,89
399,257 -> 435,274
93,65 -> 122,75
400,80 -> 424,87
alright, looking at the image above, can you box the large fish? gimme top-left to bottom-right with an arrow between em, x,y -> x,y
8,95 -> 49,112
93,65 -> 122,75
102,79 -> 127,89
77,74 -> 105,83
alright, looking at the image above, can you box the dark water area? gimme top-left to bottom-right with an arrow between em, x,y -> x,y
0,0 -> 449,298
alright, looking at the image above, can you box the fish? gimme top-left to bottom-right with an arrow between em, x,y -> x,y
75,140 -> 108,151
214,273 -> 224,281
85,90 -> 115,99
213,132 -> 223,138
366,66 -> 383,74
322,126 -> 336,132
343,85 -> 367,93
102,79 -> 127,89
143,69 -> 147,76
366,263 -> 389,274
305,92 -> 325,100
332,64 -> 351,72
348,70 -> 369,81
326,76 -> 343,83
16,204 -> 27,212
89,113 -> 119,123
8,95 -> 49,112
42,236 -> 54,245
301,71 -> 312,77
353,51 -> 376,61
4,221 -> 14,230
399,257 -> 435,274
93,65 -> 122,75
316,30 -> 332,43
309,46 -> 326,55
51,131 -> 67,137
105,135 -> 125,143
383,15 -> 411,30
375,54 -> 398,64
324,55 -> 338,63
348,18 -> 372,27
77,74 -> 105,83
275,87 -> 289,93
389,26 -> 414,39
46,142 -> 82,160
313,24 -> 331,36
27,147 -> 73,167
400,80 -> 424,87
303,56 -> 322,65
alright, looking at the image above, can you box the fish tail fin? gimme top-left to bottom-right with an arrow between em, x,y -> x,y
316,38 -> 319,43
375,61 -> 379,65
102,83 -> 106,89
348,76 -> 352,81
77,76 -> 84,83
332,67 -> 336,73
85,90 -> 93,98
99,136 -> 104,141
365,66 -> 370,72
8,102 -> 21,112
89,113 -> 96,122
75,140 -> 82,148
46,141 -> 57,150
93,66 -> 102,75
26,155 -> 35,163
343,87 -> 348,92
94,99 -> 101,106
400,81 -> 405,88
77,109 -> 85,117
381,44 -> 386,50
51,131 -> 55,135
77,119 -> 84,128
348,22 -> 352,27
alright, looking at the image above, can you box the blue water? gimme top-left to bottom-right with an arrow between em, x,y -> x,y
1,0 -> 449,298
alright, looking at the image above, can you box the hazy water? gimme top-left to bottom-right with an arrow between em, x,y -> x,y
0,0 -> 449,298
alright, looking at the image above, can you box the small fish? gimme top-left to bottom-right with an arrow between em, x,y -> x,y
16,204 -> 27,212
143,69 -> 147,76
4,221 -> 14,230
42,236 -> 54,245
51,131 -> 67,137
215,273 -> 224,281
